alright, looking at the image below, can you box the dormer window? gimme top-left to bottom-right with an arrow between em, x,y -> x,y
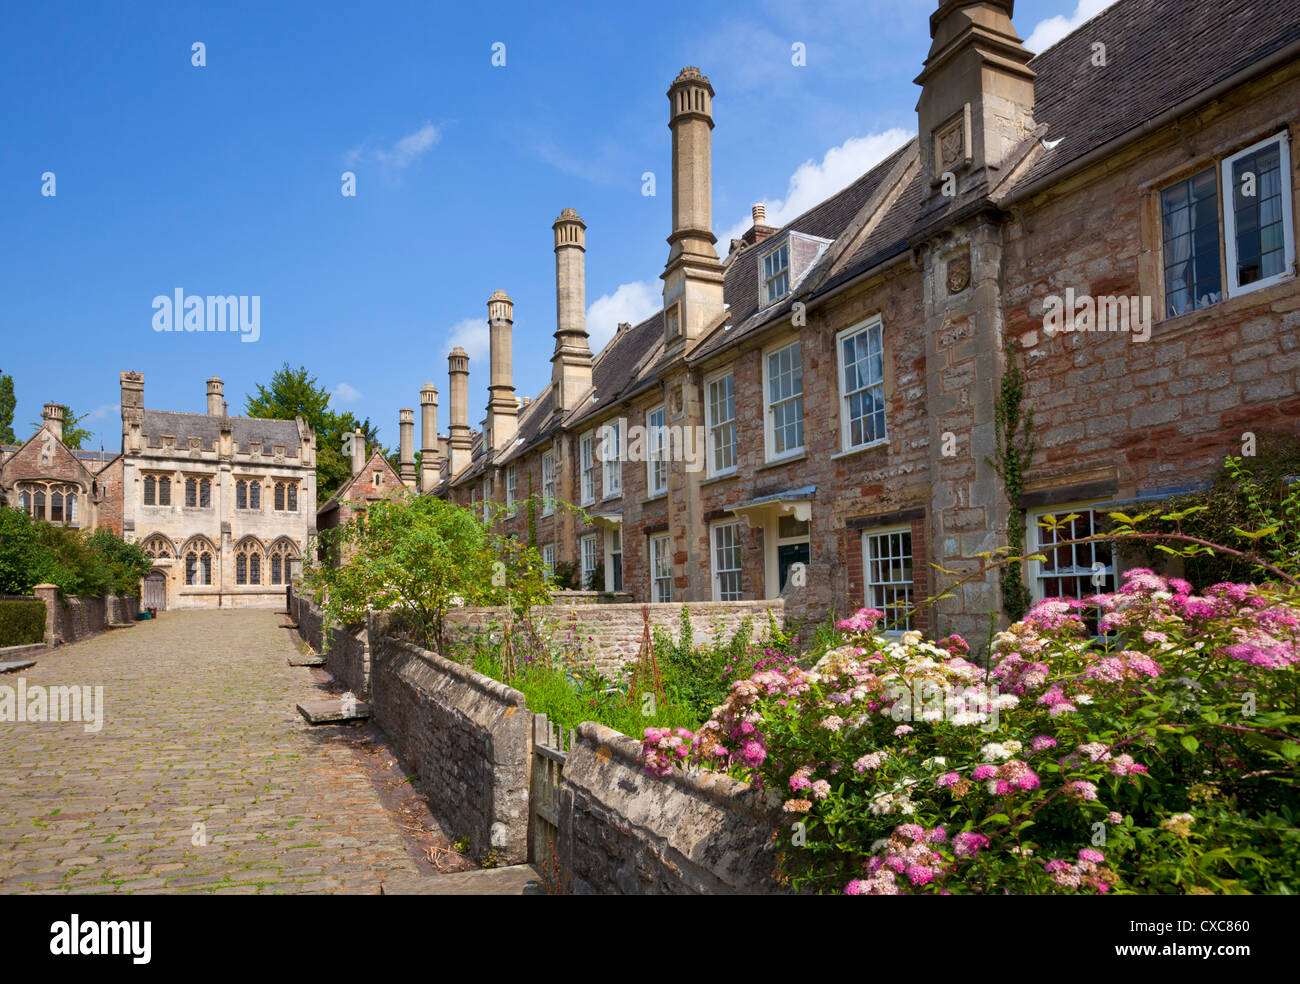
761,242 -> 790,305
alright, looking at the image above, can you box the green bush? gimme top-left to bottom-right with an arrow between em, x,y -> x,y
0,600 -> 46,647
0,507 -> 151,597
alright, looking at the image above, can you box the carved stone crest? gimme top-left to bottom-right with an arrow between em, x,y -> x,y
946,249 -> 971,294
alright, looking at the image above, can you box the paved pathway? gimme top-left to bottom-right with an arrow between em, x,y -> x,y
0,610 -> 427,894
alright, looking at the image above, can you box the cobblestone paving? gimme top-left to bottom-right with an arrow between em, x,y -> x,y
0,611 -> 424,895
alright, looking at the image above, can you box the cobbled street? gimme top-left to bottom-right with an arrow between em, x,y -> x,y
0,611 -> 429,894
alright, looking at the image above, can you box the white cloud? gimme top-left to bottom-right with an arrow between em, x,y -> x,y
332,382 -> 362,403
1023,0 -> 1120,54
718,128 -> 914,244
83,402 -> 118,421
586,281 -> 660,353
346,122 -> 440,170
444,316 -> 490,367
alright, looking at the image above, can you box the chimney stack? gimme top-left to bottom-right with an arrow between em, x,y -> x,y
42,403 -> 65,442
487,290 -> 519,452
663,67 -> 726,347
120,370 -> 144,453
752,202 -> 765,225
207,377 -> 224,416
551,209 -> 593,413
447,347 -> 472,476
399,408 -> 416,487
915,0 -> 1035,209
420,383 -> 440,492
350,427 -> 365,477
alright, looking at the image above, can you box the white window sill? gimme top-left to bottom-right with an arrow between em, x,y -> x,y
757,451 -> 806,472
833,439 -> 889,460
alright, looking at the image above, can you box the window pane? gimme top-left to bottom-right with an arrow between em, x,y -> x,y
1161,168 -> 1222,316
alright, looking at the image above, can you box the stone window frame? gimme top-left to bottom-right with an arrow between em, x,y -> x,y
16,480 -> 81,527
182,536 -> 217,586
761,337 -> 805,462
541,451 -> 556,516
268,538 -> 299,586
184,475 -> 213,509
836,315 -> 889,454
710,519 -> 743,601
140,533 -> 175,559
649,533 -> 673,603
235,478 -> 263,511
234,536 -> 265,586
579,532 -> 599,590
704,367 -> 737,478
1145,126 -> 1298,325
142,473 -> 172,507
646,404 -> 669,498
541,543 -> 556,580
759,238 -> 791,306
601,419 -> 623,501
579,431 -> 596,507
862,524 -> 914,634
273,480 -> 299,513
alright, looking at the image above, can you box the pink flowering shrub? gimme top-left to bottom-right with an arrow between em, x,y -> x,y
641,570 -> 1300,894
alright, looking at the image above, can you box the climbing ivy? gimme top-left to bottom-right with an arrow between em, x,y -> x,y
989,338 -> 1035,621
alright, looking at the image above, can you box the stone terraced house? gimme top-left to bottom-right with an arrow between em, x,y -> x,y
384,0 -> 1300,644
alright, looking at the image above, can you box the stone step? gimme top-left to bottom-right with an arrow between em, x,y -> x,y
381,864 -> 545,895
288,654 -> 325,667
0,659 -> 37,674
296,698 -> 370,724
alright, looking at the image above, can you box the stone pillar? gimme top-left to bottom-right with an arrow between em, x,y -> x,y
487,290 -> 519,452
420,383 -> 440,492
551,210 -> 593,414
447,348 -> 472,477
33,583 -> 59,645
399,409 -> 416,487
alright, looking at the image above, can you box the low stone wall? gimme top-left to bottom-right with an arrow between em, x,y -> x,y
31,586 -> 138,646
444,599 -> 784,676
369,632 -> 532,865
559,723 -> 785,894
288,588 -> 369,698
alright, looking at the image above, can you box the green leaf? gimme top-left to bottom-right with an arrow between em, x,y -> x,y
1181,736 -> 1199,754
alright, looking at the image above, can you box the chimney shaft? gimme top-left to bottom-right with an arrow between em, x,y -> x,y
350,427 -> 365,477
551,209 -> 593,413
663,67 -> 725,346
447,347 -> 472,476
119,370 -> 144,453
420,383 -> 439,492
487,290 -> 519,452
42,403 -> 65,442
399,409 -> 416,487
206,377 -> 224,416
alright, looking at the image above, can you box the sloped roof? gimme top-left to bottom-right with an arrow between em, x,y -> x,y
140,409 -> 303,453
1007,0 -> 1300,193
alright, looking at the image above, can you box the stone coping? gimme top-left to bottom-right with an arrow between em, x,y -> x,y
377,636 -> 528,709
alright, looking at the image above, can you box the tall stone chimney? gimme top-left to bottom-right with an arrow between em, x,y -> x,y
398,408 -> 416,487
350,427 -> 365,477
915,0 -> 1035,207
487,290 -> 519,452
42,403 -> 65,442
120,370 -> 144,453
447,347 -> 472,476
663,67 -> 726,349
206,377 -> 224,416
551,209 -> 593,413
420,383 -> 439,492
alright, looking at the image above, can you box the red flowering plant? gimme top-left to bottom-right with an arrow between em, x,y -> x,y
640,512 -> 1300,894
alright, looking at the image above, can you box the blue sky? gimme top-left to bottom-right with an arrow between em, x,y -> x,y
0,0 -> 1115,452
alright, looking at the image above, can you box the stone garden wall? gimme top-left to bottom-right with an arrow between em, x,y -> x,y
32,585 -> 138,647
443,599 -> 784,676
558,723 -> 785,895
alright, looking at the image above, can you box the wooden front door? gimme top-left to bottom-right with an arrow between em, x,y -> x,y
143,572 -> 166,611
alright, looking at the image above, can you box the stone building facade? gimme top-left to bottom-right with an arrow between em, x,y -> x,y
410,0 -> 1299,643
118,372 -> 316,610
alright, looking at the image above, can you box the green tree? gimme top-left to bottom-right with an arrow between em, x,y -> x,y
0,372 -> 15,445
305,495 -> 550,649
243,364 -> 382,504
28,405 -> 93,450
